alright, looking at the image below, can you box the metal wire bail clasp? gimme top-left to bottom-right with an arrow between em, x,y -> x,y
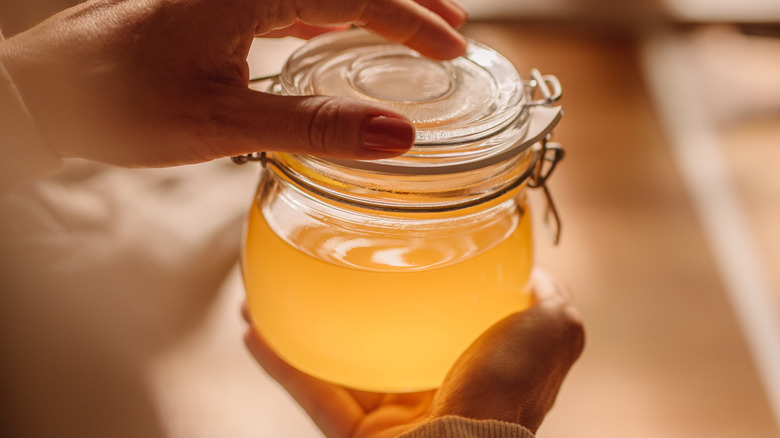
526,68 -> 562,106
231,152 -> 267,166
529,136 -> 565,245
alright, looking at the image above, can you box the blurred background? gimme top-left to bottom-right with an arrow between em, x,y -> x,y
1,0 -> 779,437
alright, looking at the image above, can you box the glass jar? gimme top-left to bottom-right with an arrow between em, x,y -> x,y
236,29 -> 565,392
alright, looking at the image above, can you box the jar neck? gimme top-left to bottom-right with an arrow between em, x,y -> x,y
258,105 -> 562,214
266,152 -> 531,215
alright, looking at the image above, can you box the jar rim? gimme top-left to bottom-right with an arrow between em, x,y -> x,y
278,29 -> 527,146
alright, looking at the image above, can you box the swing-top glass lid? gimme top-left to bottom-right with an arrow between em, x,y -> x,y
277,29 -> 527,145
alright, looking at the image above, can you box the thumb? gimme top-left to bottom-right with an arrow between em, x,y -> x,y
213,90 -> 415,160
431,272 -> 584,433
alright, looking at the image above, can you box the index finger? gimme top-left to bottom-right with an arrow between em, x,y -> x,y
291,0 -> 468,60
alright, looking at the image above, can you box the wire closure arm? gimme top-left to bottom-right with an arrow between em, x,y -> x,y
529,136 -> 564,244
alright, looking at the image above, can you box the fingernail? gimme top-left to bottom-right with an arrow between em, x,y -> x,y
361,116 -> 415,153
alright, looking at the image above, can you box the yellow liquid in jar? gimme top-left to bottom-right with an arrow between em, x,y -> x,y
242,199 -> 533,392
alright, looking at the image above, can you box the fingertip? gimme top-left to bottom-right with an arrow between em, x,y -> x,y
355,0 -> 467,61
530,267 -> 558,302
413,0 -> 469,39
439,34 -> 468,60
530,269 -> 584,342
445,0 -> 469,28
530,269 -> 579,318
412,28 -> 467,61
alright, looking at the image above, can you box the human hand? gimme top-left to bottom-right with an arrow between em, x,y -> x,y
0,0 -> 467,168
243,269 -> 585,437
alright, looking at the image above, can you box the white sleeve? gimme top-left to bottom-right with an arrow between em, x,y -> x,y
397,416 -> 536,438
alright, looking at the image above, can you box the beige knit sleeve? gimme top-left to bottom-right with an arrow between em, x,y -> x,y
397,416 -> 536,438
0,33 -> 63,197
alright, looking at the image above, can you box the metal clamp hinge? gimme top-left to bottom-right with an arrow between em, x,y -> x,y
231,152 -> 267,166
526,69 -> 562,107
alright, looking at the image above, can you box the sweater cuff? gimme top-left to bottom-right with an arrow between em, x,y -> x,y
397,416 -> 536,438
0,38 -> 63,196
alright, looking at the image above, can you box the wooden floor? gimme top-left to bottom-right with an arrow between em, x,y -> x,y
461,22 -> 779,438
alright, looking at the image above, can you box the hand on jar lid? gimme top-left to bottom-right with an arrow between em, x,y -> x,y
0,0 -> 468,191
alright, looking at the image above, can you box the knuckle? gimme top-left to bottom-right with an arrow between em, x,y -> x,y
530,304 -> 586,363
306,97 -> 343,156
